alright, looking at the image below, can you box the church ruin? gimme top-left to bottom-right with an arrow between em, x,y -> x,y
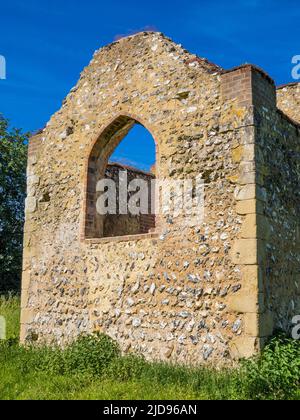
21,32 -> 300,365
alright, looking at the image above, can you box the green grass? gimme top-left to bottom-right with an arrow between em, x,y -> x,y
0,295 -> 299,400
0,293 -> 20,339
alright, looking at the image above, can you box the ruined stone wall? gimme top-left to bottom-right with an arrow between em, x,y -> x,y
222,70 -> 300,347
20,32 -> 299,366
256,107 -> 300,337
219,64 -> 276,357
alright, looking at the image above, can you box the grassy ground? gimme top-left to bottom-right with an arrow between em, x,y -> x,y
0,294 -> 299,400
0,294 -> 20,339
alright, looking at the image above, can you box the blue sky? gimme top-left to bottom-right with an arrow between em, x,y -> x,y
0,0 -> 299,169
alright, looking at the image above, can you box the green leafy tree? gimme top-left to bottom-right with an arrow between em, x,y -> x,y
0,115 -> 28,291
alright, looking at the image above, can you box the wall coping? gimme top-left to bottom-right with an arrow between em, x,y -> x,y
107,161 -> 155,177
277,81 -> 300,90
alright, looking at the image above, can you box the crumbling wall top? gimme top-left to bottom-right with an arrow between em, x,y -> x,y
277,81 -> 300,125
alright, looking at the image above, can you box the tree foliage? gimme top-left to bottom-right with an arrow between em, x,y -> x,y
0,115 -> 28,291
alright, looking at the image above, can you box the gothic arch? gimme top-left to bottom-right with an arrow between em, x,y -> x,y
82,113 -> 159,239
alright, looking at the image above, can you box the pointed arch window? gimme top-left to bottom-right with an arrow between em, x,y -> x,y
84,116 -> 157,239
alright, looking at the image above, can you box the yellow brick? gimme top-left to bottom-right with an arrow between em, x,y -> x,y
238,171 -> 256,185
241,214 -> 257,238
241,265 -> 263,292
236,199 -> 256,214
20,309 -> 34,325
231,239 -> 257,264
230,336 -> 258,359
227,290 -> 265,314
242,144 -> 255,161
244,312 -> 259,336
20,288 -> 29,309
235,184 -> 256,201
227,290 -> 258,313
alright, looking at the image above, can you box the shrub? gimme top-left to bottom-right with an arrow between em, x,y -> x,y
61,333 -> 120,376
0,332 -> 121,377
242,333 -> 300,399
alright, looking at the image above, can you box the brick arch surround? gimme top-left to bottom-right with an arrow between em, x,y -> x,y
83,113 -> 159,239
21,32 -> 300,366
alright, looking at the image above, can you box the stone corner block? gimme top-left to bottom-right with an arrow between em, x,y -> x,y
244,312 -> 259,336
226,290 -> 259,313
230,336 -> 258,359
235,184 -> 256,201
25,197 -> 37,214
20,308 -> 35,325
230,239 -> 257,265
236,199 -> 256,215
